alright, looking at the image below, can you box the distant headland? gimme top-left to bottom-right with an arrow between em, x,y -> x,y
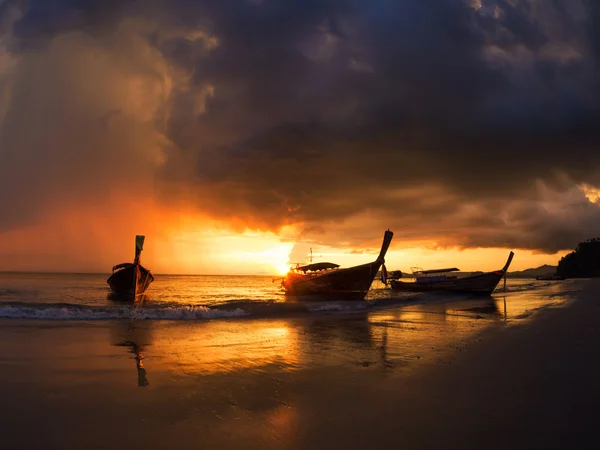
507,265 -> 557,279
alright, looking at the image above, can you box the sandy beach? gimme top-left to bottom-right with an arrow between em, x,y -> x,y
0,279 -> 597,450
2,2 -> 599,449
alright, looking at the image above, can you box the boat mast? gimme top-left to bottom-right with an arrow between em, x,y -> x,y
133,235 -> 145,298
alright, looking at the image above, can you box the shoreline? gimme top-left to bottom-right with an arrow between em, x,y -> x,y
0,279 -> 575,321
0,279 -> 595,449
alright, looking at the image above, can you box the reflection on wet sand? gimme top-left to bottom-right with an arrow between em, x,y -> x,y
301,314 -> 374,347
111,320 -> 152,387
102,297 -> 509,446
98,288 -> 570,393
298,314 -> 403,371
448,297 -> 502,317
136,296 -> 506,383
365,296 -> 507,368
99,291 -> 562,393
143,319 -> 301,376
378,325 -> 394,369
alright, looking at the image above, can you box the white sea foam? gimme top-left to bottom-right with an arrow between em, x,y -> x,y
0,305 -> 248,321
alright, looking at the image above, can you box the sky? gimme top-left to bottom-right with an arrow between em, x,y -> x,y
0,0 -> 599,275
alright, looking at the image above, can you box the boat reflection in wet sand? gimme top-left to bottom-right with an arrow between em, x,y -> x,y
280,230 -> 394,301
112,321 -> 151,387
389,251 -> 514,296
107,235 -> 154,301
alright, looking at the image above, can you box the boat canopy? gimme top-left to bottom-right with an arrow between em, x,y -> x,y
415,267 -> 460,275
112,262 -> 134,272
296,262 -> 340,273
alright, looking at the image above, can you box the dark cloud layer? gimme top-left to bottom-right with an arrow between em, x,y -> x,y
1,0 -> 600,252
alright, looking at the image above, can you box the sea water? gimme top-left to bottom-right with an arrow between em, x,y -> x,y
0,271 -> 579,321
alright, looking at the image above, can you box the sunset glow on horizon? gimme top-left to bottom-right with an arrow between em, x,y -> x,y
0,221 -> 571,275
0,192 -> 580,275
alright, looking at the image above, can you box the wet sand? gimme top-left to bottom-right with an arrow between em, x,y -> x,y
0,279 -> 597,449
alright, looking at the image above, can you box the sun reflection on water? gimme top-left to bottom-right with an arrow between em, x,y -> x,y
107,280 -> 579,389
136,298 -> 506,380
147,320 -> 300,375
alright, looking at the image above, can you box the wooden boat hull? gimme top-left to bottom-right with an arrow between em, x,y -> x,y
390,252 -> 515,295
282,230 -> 394,301
390,251 -> 514,296
107,264 -> 154,299
536,275 -> 565,281
390,270 -> 505,295
283,261 -> 383,301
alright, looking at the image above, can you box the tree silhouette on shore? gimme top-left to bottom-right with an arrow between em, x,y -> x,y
556,238 -> 600,278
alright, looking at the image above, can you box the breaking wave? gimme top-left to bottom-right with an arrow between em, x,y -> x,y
0,280 -> 564,322
0,303 -> 248,321
0,295 -> 423,321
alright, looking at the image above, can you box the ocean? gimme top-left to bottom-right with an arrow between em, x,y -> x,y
0,271 -> 579,321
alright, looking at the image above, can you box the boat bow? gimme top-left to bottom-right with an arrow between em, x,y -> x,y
376,229 -> 394,264
501,251 -> 515,273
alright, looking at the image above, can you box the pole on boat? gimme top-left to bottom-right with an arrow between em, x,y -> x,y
134,235 -> 145,266
133,235 -> 145,299
503,272 -> 507,292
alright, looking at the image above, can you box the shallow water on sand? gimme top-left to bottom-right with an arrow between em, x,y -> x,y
0,272 -> 579,321
0,278 -> 590,450
0,280 -> 581,391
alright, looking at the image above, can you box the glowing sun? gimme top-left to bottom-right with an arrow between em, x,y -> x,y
264,244 -> 293,275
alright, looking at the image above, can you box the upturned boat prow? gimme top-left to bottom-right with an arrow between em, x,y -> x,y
282,230 -> 394,301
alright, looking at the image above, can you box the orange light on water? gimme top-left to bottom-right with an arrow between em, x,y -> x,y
149,320 -> 300,375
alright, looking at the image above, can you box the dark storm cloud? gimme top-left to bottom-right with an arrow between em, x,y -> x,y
9,0 -> 127,45
2,0 -> 600,252
452,189 -> 600,252
156,1 -> 600,186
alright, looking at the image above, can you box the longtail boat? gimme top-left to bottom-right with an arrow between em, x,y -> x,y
281,230 -> 394,301
535,275 -> 566,281
107,235 -> 154,300
389,251 -> 514,295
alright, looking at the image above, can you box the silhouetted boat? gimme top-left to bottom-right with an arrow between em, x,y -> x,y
281,230 -> 394,301
389,251 -> 514,295
107,235 -> 154,300
536,275 -> 566,281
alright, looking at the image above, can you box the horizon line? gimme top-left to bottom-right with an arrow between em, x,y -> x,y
0,263 -> 558,277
